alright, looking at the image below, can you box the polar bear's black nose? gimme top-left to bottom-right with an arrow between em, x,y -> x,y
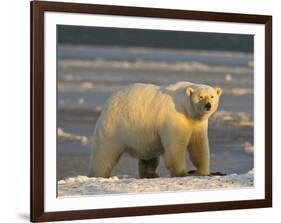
205,102 -> 211,111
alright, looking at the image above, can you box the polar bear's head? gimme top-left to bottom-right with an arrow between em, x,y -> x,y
186,85 -> 222,120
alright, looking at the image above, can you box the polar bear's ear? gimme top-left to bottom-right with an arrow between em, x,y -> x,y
215,87 -> 222,96
186,87 -> 194,96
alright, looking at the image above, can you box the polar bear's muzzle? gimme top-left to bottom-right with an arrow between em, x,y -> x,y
205,102 -> 212,111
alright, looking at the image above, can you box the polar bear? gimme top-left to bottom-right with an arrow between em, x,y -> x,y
88,82 -> 222,178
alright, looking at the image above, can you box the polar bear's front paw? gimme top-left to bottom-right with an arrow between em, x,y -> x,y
188,170 -> 210,176
188,170 -> 226,176
210,171 -> 226,176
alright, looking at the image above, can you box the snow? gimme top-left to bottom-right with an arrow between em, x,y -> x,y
58,59 -> 252,74
58,170 -> 254,197
57,128 -> 89,145
243,142 -> 254,154
211,111 -> 254,127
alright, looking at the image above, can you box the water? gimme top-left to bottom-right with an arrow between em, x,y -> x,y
57,44 -> 254,179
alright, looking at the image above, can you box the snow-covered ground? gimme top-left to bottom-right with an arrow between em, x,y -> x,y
58,169 -> 253,197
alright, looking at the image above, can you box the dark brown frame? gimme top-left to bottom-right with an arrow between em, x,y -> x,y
31,0 -> 272,222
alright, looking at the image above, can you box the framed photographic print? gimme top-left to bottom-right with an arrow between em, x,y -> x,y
30,0 -> 272,222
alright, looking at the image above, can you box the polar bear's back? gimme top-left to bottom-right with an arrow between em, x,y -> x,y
105,83 -> 163,121
97,82 -> 196,134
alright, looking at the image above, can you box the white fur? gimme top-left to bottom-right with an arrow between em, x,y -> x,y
89,82 -> 222,177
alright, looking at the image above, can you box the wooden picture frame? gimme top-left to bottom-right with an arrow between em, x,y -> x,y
31,0 -> 272,222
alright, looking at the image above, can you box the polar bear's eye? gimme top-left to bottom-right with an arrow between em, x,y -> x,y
211,95 -> 214,99
199,96 -> 204,100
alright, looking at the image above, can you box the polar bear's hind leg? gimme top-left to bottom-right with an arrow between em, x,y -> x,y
88,141 -> 123,178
